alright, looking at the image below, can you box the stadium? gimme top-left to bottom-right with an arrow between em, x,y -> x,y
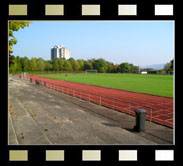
8,21 -> 174,145
29,72 -> 174,127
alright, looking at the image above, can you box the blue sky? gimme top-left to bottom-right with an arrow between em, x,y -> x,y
12,21 -> 174,66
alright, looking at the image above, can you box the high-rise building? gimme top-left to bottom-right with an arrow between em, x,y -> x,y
51,45 -> 70,60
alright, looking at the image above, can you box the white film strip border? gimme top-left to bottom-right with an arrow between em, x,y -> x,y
8,4 -> 174,16
155,4 -> 174,16
8,149 -> 175,162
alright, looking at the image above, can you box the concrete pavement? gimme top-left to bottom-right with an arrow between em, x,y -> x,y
8,77 -> 173,145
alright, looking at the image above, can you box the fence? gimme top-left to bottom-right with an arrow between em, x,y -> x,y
12,74 -> 154,122
27,77 -> 153,122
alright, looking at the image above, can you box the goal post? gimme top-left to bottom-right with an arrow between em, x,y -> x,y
85,70 -> 98,74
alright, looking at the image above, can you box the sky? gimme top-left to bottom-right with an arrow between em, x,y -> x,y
12,21 -> 174,66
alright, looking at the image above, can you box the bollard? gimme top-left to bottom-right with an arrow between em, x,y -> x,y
133,109 -> 147,132
30,78 -> 32,83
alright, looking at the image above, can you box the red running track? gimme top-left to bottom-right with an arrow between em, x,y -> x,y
28,75 -> 174,128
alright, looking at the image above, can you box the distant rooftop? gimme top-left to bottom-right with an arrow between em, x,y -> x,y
54,45 -> 65,48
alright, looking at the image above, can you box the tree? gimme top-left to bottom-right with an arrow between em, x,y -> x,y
163,59 -> 174,73
72,60 -> 80,71
9,63 -> 16,73
37,58 -> 45,71
9,55 -> 16,66
45,61 -> 53,71
15,56 -> 22,72
9,55 -> 16,73
64,60 -> 73,71
53,58 -> 59,71
22,57 -> 29,72
119,62 -> 131,73
170,59 -> 173,70
78,59 -> 85,71
164,63 -> 171,72
58,59 -> 65,71
106,62 -> 114,73
84,61 -> 93,70
93,58 -> 108,73
9,21 -> 31,67
29,58 -> 37,71
9,21 -> 32,52
113,64 -> 120,73
133,65 -> 140,73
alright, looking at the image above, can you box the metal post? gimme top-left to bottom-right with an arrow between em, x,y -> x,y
129,103 -> 131,115
112,99 -> 114,110
150,108 -> 152,123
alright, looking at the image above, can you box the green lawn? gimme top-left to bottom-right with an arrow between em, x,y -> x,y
38,73 -> 173,98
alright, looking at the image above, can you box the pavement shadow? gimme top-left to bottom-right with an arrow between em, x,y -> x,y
101,123 -> 117,127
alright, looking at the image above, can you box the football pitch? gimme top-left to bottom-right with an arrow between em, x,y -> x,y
38,73 -> 173,98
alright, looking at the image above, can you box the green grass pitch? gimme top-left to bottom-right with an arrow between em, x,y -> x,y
38,73 -> 173,98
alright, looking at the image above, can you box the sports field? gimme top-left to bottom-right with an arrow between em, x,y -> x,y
38,73 -> 173,98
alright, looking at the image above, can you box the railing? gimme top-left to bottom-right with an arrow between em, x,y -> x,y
12,75 -> 154,122
32,78 -> 154,122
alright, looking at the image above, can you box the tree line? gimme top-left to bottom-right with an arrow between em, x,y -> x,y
9,56 -> 141,74
163,59 -> 173,73
142,59 -> 174,75
8,22 -> 173,75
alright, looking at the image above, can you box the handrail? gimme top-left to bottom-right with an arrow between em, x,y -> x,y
33,78 -> 153,122
35,78 -> 153,109
14,75 -> 154,111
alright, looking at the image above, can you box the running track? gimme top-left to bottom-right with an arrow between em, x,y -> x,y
27,75 -> 174,128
